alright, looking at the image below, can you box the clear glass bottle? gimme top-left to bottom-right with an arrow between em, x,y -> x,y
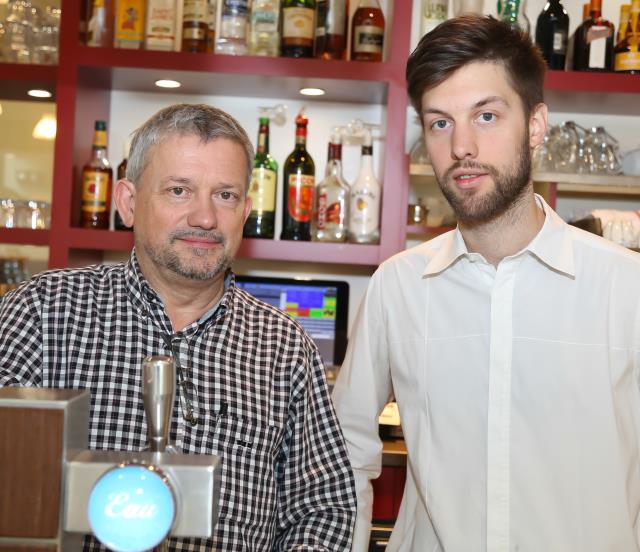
350,0 -> 385,62
313,129 -> 349,243
215,0 -> 250,55
80,120 -> 113,229
348,131 -> 380,244
249,0 -> 280,56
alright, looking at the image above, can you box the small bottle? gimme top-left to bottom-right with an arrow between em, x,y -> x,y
421,0 -> 448,37
87,0 -> 115,47
348,131 -> 380,244
80,120 -> 113,230
244,117 -> 278,239
281,0 -> 316,58
145,0 -> 178,51
350,0 -> 385,62
249,0 -> 281,56
535,0 -> 570,70
114,140 -> 132,231
313,129 -> 349,243
572,0 -> 615,72
182,0 -> 208,52
614,0 -> 640,73
215,0 -> 250,55
500,0 -> 530,34
281,112 -> 315,241
314,0 -> 347,60
207,0 -> 217,52
113,0 -> 145,49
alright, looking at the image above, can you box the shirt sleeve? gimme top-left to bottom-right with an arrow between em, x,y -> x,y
274,342 -> 357,551
331,270 -> 394,552
0,280 -> 44,387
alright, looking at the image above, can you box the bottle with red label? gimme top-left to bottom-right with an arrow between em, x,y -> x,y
350,0 -> 385,62
313,129 -> 349,242
80,120 -> 113,229
281,112 -> 315,241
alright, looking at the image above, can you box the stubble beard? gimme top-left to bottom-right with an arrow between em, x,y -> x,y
436,130 -> 532,225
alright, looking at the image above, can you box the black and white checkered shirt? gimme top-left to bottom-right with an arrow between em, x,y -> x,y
0,251 -> 356,551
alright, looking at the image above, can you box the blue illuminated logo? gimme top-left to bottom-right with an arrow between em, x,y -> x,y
88,464 -> 176,552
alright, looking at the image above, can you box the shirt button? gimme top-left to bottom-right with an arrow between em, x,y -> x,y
141,308 -> 149,318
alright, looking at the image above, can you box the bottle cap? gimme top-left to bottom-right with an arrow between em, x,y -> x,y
95,120 -> 107,131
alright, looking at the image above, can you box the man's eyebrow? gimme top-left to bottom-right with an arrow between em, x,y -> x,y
422,95 -> 510,118
160,176 -> 192,185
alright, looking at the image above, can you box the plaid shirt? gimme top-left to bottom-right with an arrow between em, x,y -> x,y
0,251 -> 356,551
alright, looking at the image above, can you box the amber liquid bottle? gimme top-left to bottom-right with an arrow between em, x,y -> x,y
314,0 -> 348,60
573,0 -> 615,71
350,0 -> 385,62
614,0 -> 640,73
281,113 -> 315,241
182,0 -> 209,52
281,0 -> 316,57
81,120 -> 113,229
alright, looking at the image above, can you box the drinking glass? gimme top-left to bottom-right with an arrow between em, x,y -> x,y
585,127 -> 621,175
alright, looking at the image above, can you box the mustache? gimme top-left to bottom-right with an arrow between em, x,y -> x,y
443,161 -> 496,181
169,230 -> 226,244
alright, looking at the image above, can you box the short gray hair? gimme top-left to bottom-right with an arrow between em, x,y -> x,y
126,103 -> 254,190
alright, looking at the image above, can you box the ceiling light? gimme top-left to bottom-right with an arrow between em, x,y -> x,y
27,89 -> 52,98
154,79 -> 181,89
32,114 -> 57,140
299,87 -> 326,96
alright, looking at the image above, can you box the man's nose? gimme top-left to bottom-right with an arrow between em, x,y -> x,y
451,123 -> 478,160
187,198 -> 217,230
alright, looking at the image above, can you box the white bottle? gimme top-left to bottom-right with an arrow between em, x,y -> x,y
145,0 -> 178,51
348,131 -> 381,244
421,0 -> 448,37
215,0 -> 250,55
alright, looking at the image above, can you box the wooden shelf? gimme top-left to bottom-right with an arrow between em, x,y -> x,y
0,62 -> 57,101
0,228 -> 51,246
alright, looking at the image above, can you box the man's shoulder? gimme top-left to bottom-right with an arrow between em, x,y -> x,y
22,263 -> 126,299
568,224 -> 640,270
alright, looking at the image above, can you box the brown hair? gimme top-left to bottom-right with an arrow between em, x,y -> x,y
406,16 -> 546,119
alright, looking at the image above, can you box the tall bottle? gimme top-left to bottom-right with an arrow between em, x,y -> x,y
215,0 -> 250,55
350,0 -> 385,62
348,131 -> 380,244
114,140 -> 132,231
573,0 -> 615,71
182,0 -> 208,52
81,120 -> 113,230
281,0 -> 316,57
500,0 -> 530,34
87,0 -> 115,47
249,0 -> 281,56
314,0 -> 347,59
114,0 -> 146,49
313,130 -> 349,242
145,0 -> 178,51
614,0 -> 640,73
244,117 -> 278,239
421,0 -> 448,37
535,0 -> 569,70
281,113 -> 315,241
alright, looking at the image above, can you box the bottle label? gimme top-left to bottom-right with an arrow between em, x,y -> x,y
317,194 -> 344,229
252,9 -> 278,33
552,30 -> 567,54
249,168 -> 276,213
115,0 -> 145,45
287,174 -> 315,222
146,1 -> 177,49
183,0 -> 208,20
353,26 -> 384,54
349,188 -> 380,234
183,27 -> 207,39
615,51 -> 640,71
82,171 -> 110,213
221,14 -> 249,39
283,7 -> 315,40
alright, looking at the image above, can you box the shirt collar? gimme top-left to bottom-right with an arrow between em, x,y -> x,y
422,194 -> 575,278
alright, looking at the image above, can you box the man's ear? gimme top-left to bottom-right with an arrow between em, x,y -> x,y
529,102 -> 548,150
113,178 -> 136,228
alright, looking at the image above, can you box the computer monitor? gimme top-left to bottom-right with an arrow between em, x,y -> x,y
234,275 -> 349,367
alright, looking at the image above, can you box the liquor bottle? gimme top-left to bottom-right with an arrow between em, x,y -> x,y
244,117 -> 278,239
249,0 -> 281,56
81,120 -> 113,230
215,0 -> 250,55
87,0 -> 115,47
573,0 -> 615,71
615,0 -> 640,73
313,129 -> 349,242
350,0 -> 385,62
616,4 -> 631,43
314,0 -> 347,60
182,0 -> 208,52
281,0 -> 316,58
500,0 -> 530,34
421,0 -> 448,37
145,0 -> 178,51
281,113 -> 315,241
535,0 -> 569,70
348,131 -> 380,244
207,0 -> 217,52
114,140 -> 132,231
114,0 -> 145,49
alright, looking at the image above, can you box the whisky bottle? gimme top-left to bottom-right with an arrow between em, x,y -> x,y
114,0 -> 145,49
614,0 -> 640,73
207,0 -> 217,52
314,0 -> 347,60
281,113 -> 315,241
145,0 -> 178,51
535,0 -> 569,70
81,120 -> 113,229
114,140 -> 132,231
348,132 -> 380,244
350,0 -> 385,62
313,129 -> 349,242
215,0 -> 250,55
281,0 -> 316,58
573,0 -> 615,71
249,0 -> 281,56
244,117 -> 278,239
182,0 -> 209,52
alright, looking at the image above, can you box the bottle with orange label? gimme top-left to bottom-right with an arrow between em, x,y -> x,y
281,112 -> 315,241
80,120 -> 113,229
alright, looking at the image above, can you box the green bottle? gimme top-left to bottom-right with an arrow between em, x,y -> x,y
500,0 -> 530,33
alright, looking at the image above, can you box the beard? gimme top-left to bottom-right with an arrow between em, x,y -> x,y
142,229 -> 232,281
435,129 -> 532,224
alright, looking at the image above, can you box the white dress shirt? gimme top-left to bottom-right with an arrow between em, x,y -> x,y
332,197 -> 640,552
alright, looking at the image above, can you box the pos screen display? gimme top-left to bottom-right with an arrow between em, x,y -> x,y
235,275 -> 349,366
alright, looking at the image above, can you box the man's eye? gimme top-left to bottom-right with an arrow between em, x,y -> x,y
219,191 -> 238,201
431,119 -> 449,130
479,112 -> 495,123
170,187 -> 185,196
